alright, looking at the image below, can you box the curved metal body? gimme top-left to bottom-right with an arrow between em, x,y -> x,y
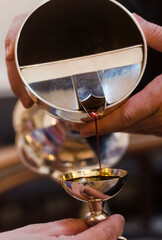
13,101 -> 129,180
60,167 -> 128,234
15,0 -> 147,122
13,0 -> 147,181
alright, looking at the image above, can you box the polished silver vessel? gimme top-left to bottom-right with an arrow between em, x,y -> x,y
13,0 -> 147,180
15,0 -> 147,122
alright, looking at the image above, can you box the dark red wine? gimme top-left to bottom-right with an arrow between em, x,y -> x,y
89,111 -> 102,171
68,175 -> 120,182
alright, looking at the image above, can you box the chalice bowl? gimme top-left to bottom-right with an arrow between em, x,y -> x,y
60,168 -> 128,240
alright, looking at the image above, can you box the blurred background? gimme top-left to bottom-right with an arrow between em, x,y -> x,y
0,0 -> 162,239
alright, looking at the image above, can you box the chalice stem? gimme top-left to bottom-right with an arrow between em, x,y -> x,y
88,201 -> 105,215
86,201 -> 108,226
87,202 -> 127,240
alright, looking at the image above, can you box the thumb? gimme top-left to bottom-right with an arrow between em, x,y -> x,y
5,12 -> 29,61
79,75 -> 161,137
133,13 -> 162,52
75,215 -> 125,240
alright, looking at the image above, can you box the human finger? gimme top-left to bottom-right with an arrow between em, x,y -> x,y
0,219 -> 88,240
5,58 -> 33,107
40,219 -> 88,237
5,13 -> 34,108
79,75 -> 161,137
118,106 -> 162,136
73,214 -> 125,240
133,13 -> 162,52
5,12 -> 29,61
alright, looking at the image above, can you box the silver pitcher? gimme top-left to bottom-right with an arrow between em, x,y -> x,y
13,0 -> 147,181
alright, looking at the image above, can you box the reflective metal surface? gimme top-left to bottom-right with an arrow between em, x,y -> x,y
13,101 -> 129,181
15,0 -> 147,122
13,4 -> 145,236
60,168 -> 128,202
60,167 -> 128,231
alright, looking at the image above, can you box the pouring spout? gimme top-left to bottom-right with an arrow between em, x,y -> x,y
80,94 -> 106,117
72,72 -> 106,116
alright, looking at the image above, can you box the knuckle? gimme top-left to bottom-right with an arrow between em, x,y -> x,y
5,34 -> 10,48
150,24 -> 161,42
5,29 -> 13,50
121,109 -> 134,128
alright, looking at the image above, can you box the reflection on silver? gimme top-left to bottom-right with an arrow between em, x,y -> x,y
60,168 -> 128,202
15,0 -> 147,122
13,101 -> 129,181
101,63 -> 141,104
60,168 -> 128,227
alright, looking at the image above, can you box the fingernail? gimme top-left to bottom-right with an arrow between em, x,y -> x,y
133,13 -> 145,27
